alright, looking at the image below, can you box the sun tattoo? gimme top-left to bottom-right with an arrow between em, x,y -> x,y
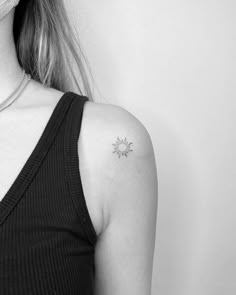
112,137 -> 133,158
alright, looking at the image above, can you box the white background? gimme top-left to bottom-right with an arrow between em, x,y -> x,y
68,1 -> 235,294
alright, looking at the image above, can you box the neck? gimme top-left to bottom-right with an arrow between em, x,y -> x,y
0,10 -> 23,101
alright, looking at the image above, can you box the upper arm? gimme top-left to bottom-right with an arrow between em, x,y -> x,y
93,104 -> 158,295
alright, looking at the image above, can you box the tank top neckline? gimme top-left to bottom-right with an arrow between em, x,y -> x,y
0,92 -> 76,226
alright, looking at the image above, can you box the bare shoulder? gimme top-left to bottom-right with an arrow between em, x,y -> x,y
81,101 -> 158,294
82,100 -> 154,158
81,100 -> 157,224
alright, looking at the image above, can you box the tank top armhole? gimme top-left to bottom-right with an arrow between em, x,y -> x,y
64,93 -> 98,246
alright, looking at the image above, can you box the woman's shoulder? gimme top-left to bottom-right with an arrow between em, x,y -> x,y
81,97 -> 155,171
26,83 -> 153,159
26,82 -> 147,140
30,85 -> 157,253
82,100 -> 158,294
32,85 -> 156,238
81,97 -> 156,232
83,99 -> 153,155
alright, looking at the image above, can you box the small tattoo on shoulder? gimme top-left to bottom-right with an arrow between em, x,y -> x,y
112,137 -> 133,158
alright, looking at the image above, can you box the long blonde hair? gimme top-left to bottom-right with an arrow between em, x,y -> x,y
13,0 -> 94,100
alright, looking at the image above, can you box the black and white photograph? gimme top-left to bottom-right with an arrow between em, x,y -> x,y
0,0 -> 234,295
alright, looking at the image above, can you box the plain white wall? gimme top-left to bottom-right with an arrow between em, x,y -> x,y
68,1 -> 235,294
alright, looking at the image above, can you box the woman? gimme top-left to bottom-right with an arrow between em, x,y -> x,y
0,0 -> 158,294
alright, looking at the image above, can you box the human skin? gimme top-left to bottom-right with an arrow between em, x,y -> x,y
0,6 -> 158,295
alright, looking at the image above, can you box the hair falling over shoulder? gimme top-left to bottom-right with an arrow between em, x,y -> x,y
13,0 -> 94,100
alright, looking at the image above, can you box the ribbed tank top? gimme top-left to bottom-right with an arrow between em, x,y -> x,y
0,92 -> 98,295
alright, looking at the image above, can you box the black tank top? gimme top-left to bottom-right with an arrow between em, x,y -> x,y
0,92 -> 98,295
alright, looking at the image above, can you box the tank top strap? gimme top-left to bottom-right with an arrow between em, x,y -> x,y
0,92 -> 97,293
0,92 -> 75,225
64,93 -> 97,246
